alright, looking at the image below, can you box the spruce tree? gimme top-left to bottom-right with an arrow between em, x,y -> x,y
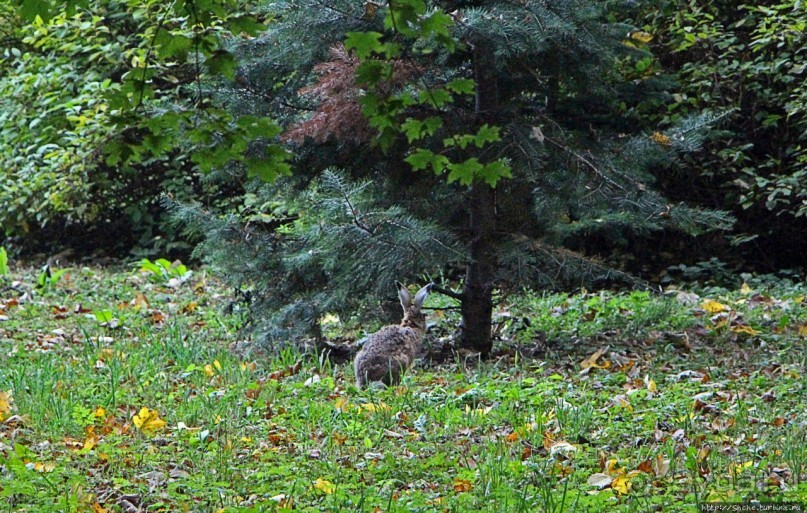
175,0 -> 733,354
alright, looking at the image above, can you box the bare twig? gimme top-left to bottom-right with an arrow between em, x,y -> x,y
430,283 -> 464,301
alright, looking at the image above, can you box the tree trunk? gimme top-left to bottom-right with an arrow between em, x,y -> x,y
460,183 -> 496,354
459,42 -> 498,355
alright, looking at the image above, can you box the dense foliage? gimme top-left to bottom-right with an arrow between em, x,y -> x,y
0,0 -> 284,255
174,0 -> 734,352
640,0 -> 806,268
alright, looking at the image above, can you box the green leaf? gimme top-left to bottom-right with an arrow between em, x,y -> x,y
155,33 -> 193,60
420,11 -> 454,43
447,158 -> 483,186
237,116 -> 282,139
405,148 -> 449,175
93,309 -> 114,323
481,160 -> 512,187
0,247 -> 9,277
17,0 -> 52,22
474,124 -> 501,147
355,60 -> 392,85
205,50 -> 237,80
227,14 -> 266,36
246,148 -> 293,183
445,78 -> 475,95
344,32 -> 384,59
400,117 -> 442,143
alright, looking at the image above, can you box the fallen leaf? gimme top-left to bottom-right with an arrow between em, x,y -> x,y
313,478 -> 336,495
587,472 -> 612,489
702,299 -> 728,314
580,346 -> 608,370
0,390 -> 12,421
611,474 -> 631,495
730,324 -> 760,336
132,293 -> 149,310
453,478 -> 473,492
132,407 -> 167,435
34,462 -> 56,473
653,455 -> 670,477
549,441 -> 577,456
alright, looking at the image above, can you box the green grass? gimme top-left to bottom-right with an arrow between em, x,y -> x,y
0,265 -> 804,512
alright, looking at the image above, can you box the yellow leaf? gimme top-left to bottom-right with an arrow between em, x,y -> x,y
797,324 -> 807,338
702,299 -> 728,313
204,364 -> 215,377
132,407 -> 167,435
611,474 -> 631,495
83,434 -> 98,451
213,359 -> 222,371
334,397 -> 350,412
740,282 -> 752,295
93,502 -> 107,513
728,460 -> 754,476
644,375 -> 657,393
464,404 -> 493,415
314,478 -> 336,494
630,30 -> 653,43
34,462 -> 56,473
361,402 -> 391,413
730,324 -> 760,336
650,131 -> 671,147
0,390 -> 13,421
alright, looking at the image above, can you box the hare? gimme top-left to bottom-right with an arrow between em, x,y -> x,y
354,282 -> 432,389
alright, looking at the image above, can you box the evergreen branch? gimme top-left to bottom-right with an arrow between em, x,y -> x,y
542,134 -> 627,192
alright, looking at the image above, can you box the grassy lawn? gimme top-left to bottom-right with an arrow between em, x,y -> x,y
0,264 -> 804,512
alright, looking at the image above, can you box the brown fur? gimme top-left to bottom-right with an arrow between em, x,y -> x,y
354,282 -> 431,388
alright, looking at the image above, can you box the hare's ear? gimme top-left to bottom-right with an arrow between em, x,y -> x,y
412,283 -> 433,313
395,281 -> 411,311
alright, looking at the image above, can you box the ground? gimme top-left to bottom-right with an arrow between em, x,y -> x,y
0,263 -> 804,512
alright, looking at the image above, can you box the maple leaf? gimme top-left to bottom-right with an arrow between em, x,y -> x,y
132,407 -> 167,435
313,478 -> 336,494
